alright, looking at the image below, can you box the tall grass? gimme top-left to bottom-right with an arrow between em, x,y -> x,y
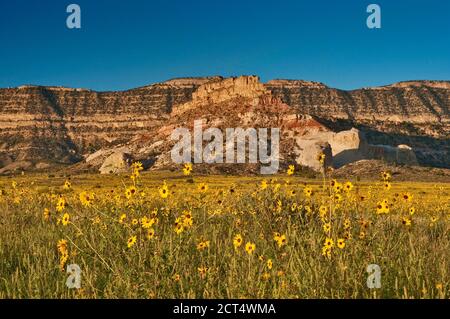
0,171 -> 448,299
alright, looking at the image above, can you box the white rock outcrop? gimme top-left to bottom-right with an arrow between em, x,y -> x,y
99,151 -> 132,174
294,128 -> 417,171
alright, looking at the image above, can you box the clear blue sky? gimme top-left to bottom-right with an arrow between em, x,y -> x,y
0,0 -> 449,91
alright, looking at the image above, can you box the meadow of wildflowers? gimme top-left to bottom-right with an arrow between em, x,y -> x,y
0,161 -> 448,299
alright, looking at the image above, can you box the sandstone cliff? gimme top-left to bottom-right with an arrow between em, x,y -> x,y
0,75 -> 448,173
266,79 -> 449,137
267,79 -> 449,167
0,77 -> 220,169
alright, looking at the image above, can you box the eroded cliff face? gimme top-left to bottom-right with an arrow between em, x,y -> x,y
266,79 -> 449,137
0,75 -> 448,172
266,79 -> 449,167
91,76 -> 330,174
0,77 -> 221,168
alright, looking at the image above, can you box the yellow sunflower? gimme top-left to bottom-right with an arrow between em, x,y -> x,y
245,242 -> 256,255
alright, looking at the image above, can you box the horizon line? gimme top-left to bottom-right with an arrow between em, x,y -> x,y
1,76 -> 449,93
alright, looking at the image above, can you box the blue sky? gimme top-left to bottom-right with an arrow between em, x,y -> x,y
0,0 -> 449,91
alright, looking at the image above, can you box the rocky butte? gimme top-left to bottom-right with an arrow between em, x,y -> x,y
0,75 -> 448,174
